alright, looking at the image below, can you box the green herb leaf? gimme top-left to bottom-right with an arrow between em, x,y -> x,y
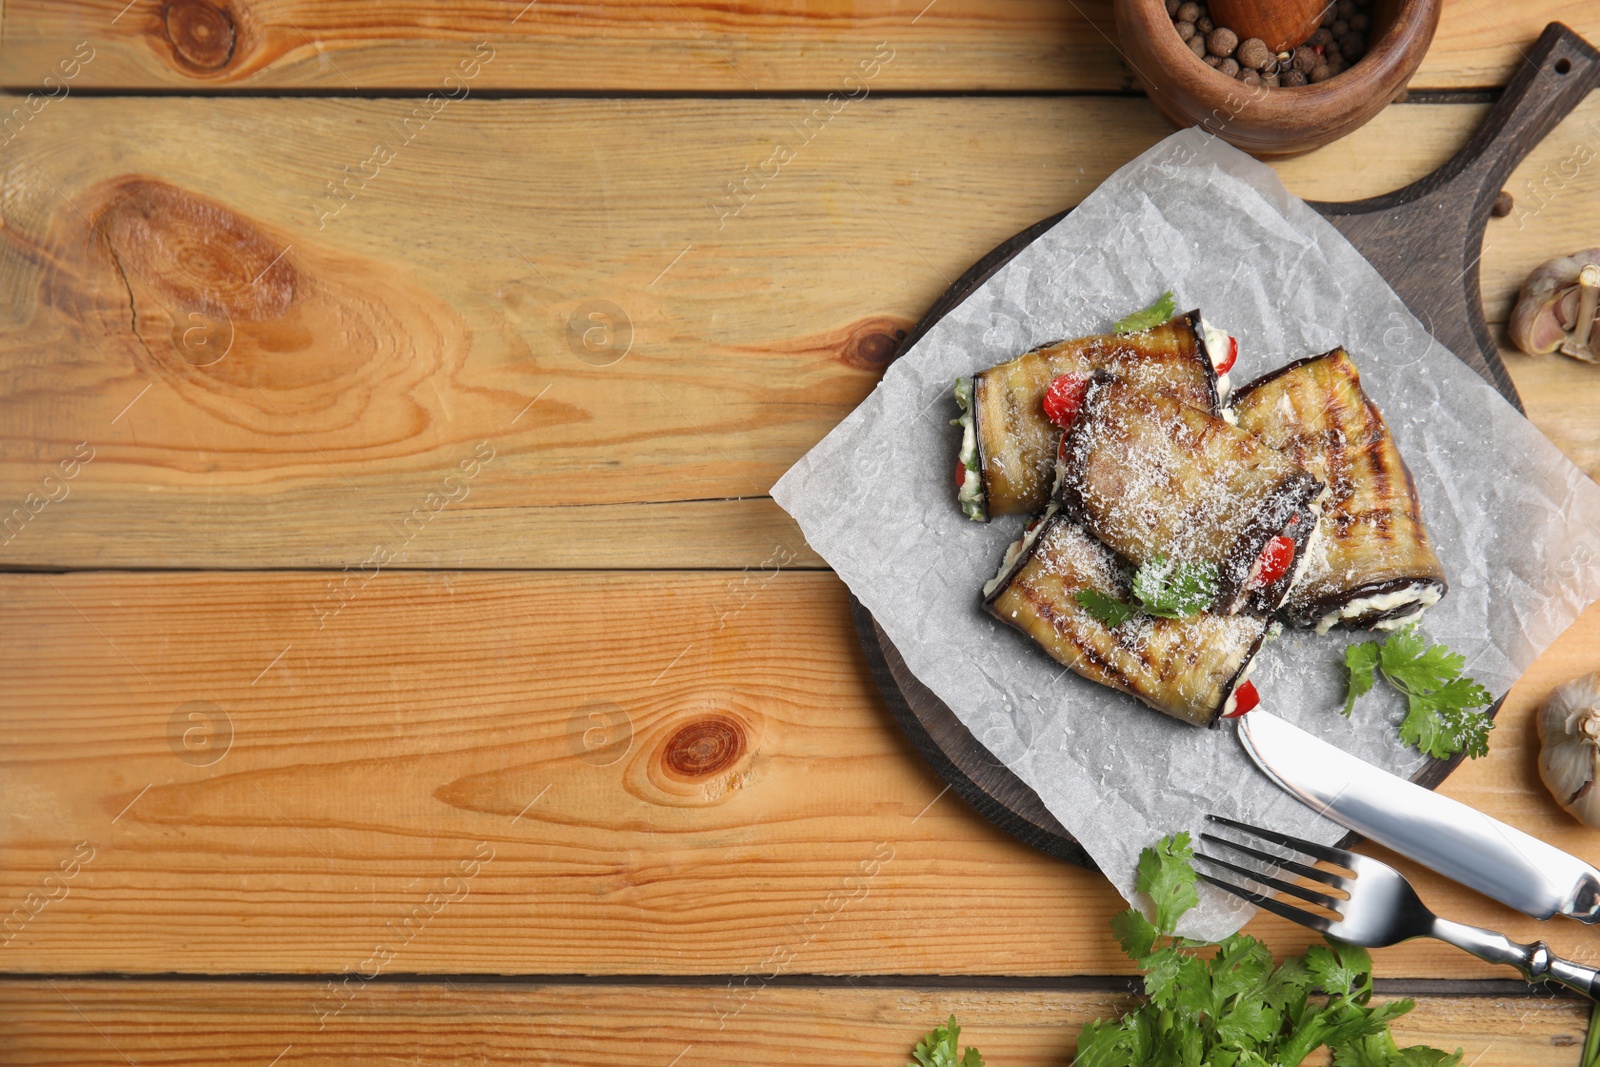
1114,290 -> 1177,334
1110,908 -> 1158,962
1131,555 -> 1219,618
1135,831 -> 1199,934
1342,641 -> 1380,717
1076,588 -> 1135,628
1306,941 -> 1372,999
1378,628 -> 1464,695
1333,1030 -> 1464,1067
908,1014 -> 983,1067
1400,679 -> 1494,760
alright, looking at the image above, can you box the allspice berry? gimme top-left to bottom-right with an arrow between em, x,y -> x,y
1176,19 -> 1195,40
1309,28 -> 1333,48
1218,57 -> 1240,77
1335,0 -> 1356,18
1204,53 -> 1222,67
1260,71 -> 1280,87
1340,32 -> 1365,60
1331,19 -> 1348,37
1195,15 -> 1214,33
1176,1 -> 1200,22
1280,68 -> 1307,87
1238,69 -> 1262,86
1350,12 -> 1369,32
1236,37 -> 1271,70
1207,27 -> 1238,57
1292,46 -> 1318,73
1309,63 -> 1333,83
1188,33 -> 1208,58
1165,0 -> 1181,14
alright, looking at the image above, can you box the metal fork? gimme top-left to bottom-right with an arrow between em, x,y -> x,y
1195,815 -> 1600,1000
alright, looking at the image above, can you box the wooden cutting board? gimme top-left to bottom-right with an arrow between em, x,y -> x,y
853,22 -> 1600,870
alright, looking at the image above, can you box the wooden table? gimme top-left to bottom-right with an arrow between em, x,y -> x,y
2,2 -> 1600,1062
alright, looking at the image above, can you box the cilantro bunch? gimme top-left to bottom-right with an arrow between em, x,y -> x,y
1077,555 -> 1220,627
1342,627 -> 1493,759
1072,833 -> 1461,1066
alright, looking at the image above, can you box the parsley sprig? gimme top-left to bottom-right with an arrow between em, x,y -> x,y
907,1015 -> 983,1067
1076,555 -> 1219,627
1113,290 -> 1177,334
1342,628 -> 1493,759
1071,833 -> 1462,1066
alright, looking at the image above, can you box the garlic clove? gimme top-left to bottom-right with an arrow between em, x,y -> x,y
1510,249 -> 1600,362
1537,671 -> 1600,827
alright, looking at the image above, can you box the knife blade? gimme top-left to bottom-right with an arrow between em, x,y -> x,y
1237,709 -> 1600,924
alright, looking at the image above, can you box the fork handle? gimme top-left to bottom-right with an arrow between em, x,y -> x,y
1432,918 -> 1600,1000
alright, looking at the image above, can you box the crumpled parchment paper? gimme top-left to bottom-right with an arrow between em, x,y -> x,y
772,129 -> 1600,939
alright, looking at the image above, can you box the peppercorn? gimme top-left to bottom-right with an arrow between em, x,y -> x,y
1281,68 -> 1307,87
1218,57 -> 1240,77
1492,190 -> 1514,217
1207,27 -> 1238,57
1309,63 -> 1333,83
1176,1 -> 1200,22
1188,33 -> 1209,58
1195,15 -> 1214,33
1236,37 -> 1271,70
1176,19 -> 1195,40
1340,32 -> 1365,60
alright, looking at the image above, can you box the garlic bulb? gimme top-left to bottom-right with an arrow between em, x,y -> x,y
1509,248 -> 1600,362
1538,672 -> 1600,827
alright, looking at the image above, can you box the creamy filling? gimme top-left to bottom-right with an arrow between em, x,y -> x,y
1315,583 -> 1443,635
1199,317 -> 1234,401
952,377 -> 986,521
983,506 -> 1056,600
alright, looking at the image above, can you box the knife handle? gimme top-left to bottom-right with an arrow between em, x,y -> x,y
1433,918 -> 1600,1000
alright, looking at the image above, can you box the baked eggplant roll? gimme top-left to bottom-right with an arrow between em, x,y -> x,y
954,311 -> 1234,521
1055,375 -> 1326,616
1230,349 -> 1448,633
984,510 -> 1269,727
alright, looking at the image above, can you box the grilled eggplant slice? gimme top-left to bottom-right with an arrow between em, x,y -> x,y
984,510 -> 1269,727
955,311 -> 1227,521
1056,375 -> 1325,615
1231,349 -> 1447,633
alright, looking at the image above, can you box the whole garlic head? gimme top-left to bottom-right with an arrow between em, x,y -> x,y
1538,672 -> 1600,827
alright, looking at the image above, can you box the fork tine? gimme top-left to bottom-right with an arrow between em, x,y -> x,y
1200,832 -> 1352,891
1207,813 -> 1356,867
1197,872 -> 1334,935
1194,852 -> 1344,911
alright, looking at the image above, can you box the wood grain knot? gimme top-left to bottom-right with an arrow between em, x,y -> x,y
164,0 -> 237,72
95,177 -> 297,321
841,317 -> 907,372
663,716 -> 745,778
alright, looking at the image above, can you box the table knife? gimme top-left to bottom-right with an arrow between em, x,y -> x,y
1236,709 -> 1600,924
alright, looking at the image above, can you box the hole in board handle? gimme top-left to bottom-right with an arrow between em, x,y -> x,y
1555,57 -> 1572,74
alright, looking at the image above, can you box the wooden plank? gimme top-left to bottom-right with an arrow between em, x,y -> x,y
1,980 -> 1588,1066
2,94 -> 1597,570
3,568 -> 1600,978
0,1 -> 1593,92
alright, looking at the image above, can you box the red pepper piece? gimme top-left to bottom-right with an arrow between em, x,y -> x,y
956,461 -> 969,489
1224,680 -> 1260,717
1249,535 -> 1296,589
1042,373 -> 1092,428
1214,335 -> 1238,375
